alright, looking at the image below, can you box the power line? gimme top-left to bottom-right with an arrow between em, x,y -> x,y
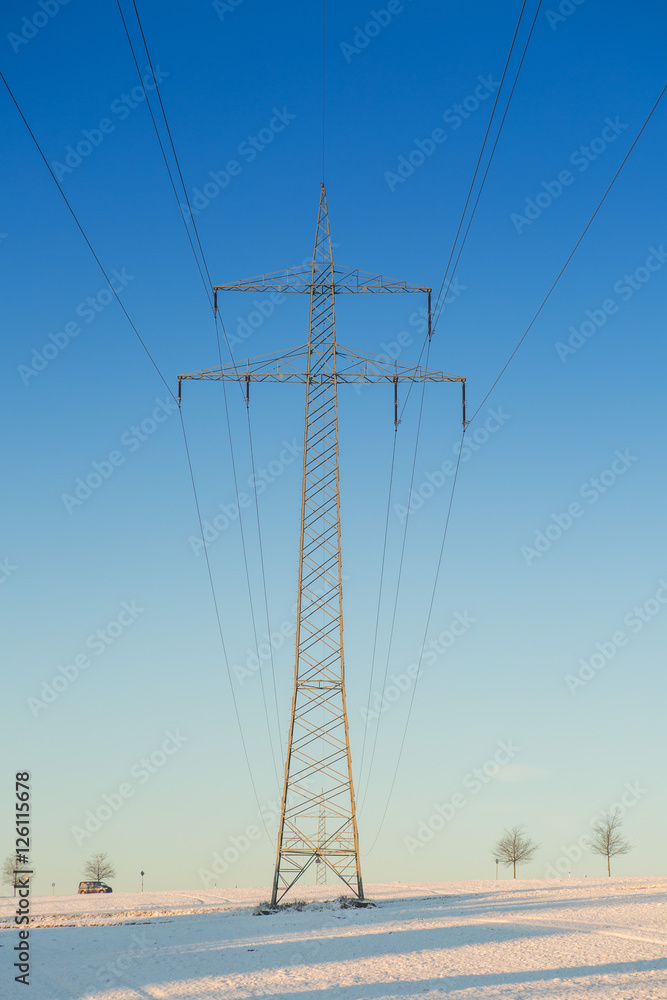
432,0 -> 543,333
119,0 -> 284,773
246,406 -> 283,747
322,0 -> 326,182
359,0 -> 540,808
217,375 -> 283,786
364,429 -> 466,854
178,409 -> 275,837
358,345 -> 432,809
115,0 -> 212,305
431,0 -> 534,321
356,432 -> 398,789
0,68 -> 174,402
397,0 -> 541,427
363,76 -> 667,852
116,3 -> 246,390
210,317 -> 284,778
127,0 -> 214,290
0,67 -> 274,836
468,78 -> 667,426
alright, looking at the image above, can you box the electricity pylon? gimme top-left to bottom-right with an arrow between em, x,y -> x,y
179,184 -> 465,905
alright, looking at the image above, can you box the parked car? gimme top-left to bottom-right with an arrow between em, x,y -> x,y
78,881 -> 112,894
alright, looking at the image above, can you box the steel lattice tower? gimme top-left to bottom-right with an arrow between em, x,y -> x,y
179,185 -> 465,904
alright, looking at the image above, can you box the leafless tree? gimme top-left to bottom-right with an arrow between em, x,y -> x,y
82,852 -> 117,884
588,808 -> 632,876
1,855 -> 35,897
492,825 -> 539,878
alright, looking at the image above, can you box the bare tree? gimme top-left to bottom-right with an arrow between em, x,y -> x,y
1,855 -> 35,897
82,852 -> 117,884
492,825 -> 539,878
588,808 -> 632,876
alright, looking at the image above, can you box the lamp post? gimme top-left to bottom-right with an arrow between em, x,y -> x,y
51,882 -> 55,896
140,871 -> 144,892
495,859 -> 499,880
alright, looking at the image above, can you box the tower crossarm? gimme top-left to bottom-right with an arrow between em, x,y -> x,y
179,344 -> 466,426
178,344 -> 466,424
214,265 -> 430,296
179,344 -> 465,386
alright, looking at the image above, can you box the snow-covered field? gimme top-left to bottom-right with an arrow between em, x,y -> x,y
1,877 -> 666,999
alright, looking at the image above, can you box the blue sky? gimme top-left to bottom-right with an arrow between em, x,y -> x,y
2,0 -> 666,895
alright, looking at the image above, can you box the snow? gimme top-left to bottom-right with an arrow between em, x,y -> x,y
1,877 -> 666,999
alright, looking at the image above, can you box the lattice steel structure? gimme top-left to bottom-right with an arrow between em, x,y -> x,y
179,185 -> 465,904
315,797 -> 327,885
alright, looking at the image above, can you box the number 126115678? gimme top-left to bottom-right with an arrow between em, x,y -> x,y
15,772 -> 31,860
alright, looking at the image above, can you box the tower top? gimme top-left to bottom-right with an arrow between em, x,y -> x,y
313,183 -> 333,269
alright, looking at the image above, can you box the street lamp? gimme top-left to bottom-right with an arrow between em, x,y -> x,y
495,859 -> 499,880
51,882 -> 55,895
140,871 -> 144,892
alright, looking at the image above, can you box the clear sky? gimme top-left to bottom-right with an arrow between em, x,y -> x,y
2,0 -> 666,895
